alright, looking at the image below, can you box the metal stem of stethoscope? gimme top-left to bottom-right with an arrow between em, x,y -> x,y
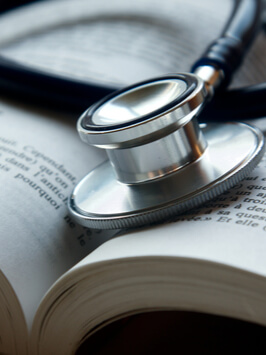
68,66 -> 264,229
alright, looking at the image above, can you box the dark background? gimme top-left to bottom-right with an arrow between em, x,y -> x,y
0,0 -> 40,13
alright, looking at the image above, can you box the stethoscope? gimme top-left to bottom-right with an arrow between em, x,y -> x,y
68,0 -> 266,229
1,0 -> 266,230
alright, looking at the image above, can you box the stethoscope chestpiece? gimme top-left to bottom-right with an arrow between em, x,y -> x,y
69,74 -> 264,229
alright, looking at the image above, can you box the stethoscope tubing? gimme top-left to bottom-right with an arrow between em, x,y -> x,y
0,0 -> 264,119
0,55 -> 115,112
192,0 -> 263,86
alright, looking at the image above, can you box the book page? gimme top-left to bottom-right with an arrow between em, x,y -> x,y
0,0 -> 232,87
0,0 -> 264,89
31,142 -> 266,353
0,100 -> 116,328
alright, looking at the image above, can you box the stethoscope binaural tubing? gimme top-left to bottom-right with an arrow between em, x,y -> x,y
0,0 -> 264,120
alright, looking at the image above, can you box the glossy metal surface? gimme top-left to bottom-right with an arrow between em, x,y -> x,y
194,65 -> 224,94
69,123 -> 264,229
92,79 -> 187,126
77,74 -> 207,149
107,116 -> 207,183
69,74 -> 264,229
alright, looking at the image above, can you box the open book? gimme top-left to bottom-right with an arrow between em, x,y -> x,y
0,0 -> 266,354
1,101 -> 266,354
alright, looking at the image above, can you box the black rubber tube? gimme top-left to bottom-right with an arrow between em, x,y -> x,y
192,0 -> 263,87
0,56 -> 115,113
198,83 -> 266,121
0,0 -> 263,118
